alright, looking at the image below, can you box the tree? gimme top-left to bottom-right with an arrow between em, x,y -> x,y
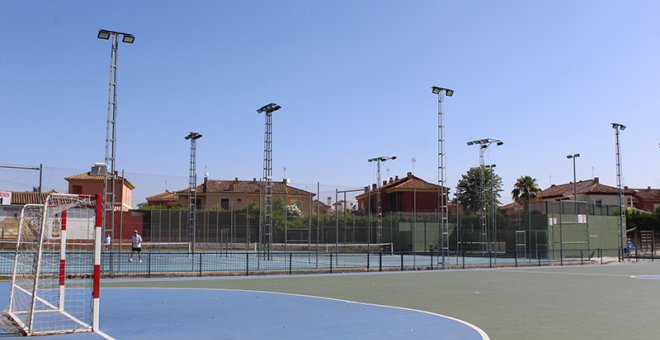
456,167 -> 503,213
511,175 -> 542,244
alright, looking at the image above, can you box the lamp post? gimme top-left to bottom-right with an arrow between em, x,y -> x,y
612,123 -> 626,260
185,132 -> 202,253
566,153 -> 580,213
97,29 -> 134,249
368,156 -> 396,244
485,164 -> 497,258
467,138 -> 503,254
257,103 -> 281,258
432,86 -> 453,265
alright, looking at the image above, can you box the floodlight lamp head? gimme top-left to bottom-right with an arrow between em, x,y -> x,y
431,86 -> 441,94
496,141 -> 504,146
257,103 -> 281,114
185,132 -> 202,140
390,156 -> 397,160
97,30 -> 111,40
612,122 -> 626,130
466,141 -> 474,146
122,34 -> 135,44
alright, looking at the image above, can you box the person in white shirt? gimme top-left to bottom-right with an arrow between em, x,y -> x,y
129,229 -> 143,263
104,233 -> 112,251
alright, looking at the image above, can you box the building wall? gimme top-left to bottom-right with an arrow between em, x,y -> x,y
67,179 -> 132,211
179,192 -> 314,214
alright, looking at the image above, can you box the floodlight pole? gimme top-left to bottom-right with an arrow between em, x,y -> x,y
98,29 -> 134,248
467,138 -> 503,255
368,156 -> 396,244
567,154 -> 580,214
486,164 -> 497,260
432,86 -> 453,265
257,103 -> 281,259
185,132 -> 202,253
612,123 -> 626,260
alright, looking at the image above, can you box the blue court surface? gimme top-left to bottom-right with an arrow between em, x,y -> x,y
0,282 -> 487,339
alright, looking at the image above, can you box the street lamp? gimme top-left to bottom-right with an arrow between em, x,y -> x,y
467,138 -> 503,254
368,156 -> 396,244
97,29 -> 134,257
566,153 -> 580,210
257,103 -> 281,257
612,122 -> 626,259
485,164 -> 497,257
185,132 -> 202,253
432,86 -> 453,266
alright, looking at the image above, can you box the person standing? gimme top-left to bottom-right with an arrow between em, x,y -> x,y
129,230 -> 143,263
104,233 -> 112,251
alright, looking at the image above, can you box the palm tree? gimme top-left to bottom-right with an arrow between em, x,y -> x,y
511,176 -> 541,254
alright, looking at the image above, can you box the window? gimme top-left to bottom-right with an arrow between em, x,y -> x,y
220,198 -> 229,210
595,199 -> 602,207
72,185 -> 82,194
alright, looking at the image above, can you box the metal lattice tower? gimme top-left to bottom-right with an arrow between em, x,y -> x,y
185,132 -> 202,253
432,86 -> 453,265
368,156 -> 396,244
98,29 -> 134,245
257,103 -> 281,258
612,123 -> 626,259
467,138 -> 503,255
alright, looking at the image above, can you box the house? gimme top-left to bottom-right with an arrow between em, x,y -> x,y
144,190 -> 180,208
356,172 -> 449,213
148,176 -> 316,213
536,177 -> 635,208
632,187 -> 660,212
311,199 -> 332,215
65,163 -> 135,211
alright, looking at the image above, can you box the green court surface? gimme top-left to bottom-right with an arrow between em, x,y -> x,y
104,261 -> 660,340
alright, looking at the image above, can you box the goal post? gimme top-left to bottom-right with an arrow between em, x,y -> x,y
5,194 -> 102,336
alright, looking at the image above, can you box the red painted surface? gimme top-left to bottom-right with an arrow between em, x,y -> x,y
59,259 -> 66,286
61,210 -> 67,231
93,265 -> 100,298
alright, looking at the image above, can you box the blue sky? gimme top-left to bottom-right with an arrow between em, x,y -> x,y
1,1 -> 659,206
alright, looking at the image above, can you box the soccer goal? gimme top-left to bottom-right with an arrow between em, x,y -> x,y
5,194 -> 102,336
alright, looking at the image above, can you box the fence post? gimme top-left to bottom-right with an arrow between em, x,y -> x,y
379,252 -> 383,272
430,252 -> 433,270
514,247 -> 518,267
400,253 -> 404,271
330,253 -> 333,273
367,252 -> 370,271
289,253 -> 292,275
246,252 -> 249,276
147,253 -> 151,278
580,249 -> 584,265
462,250 -> 465,269
537,248 -> 541,267
199,253 -> 202,277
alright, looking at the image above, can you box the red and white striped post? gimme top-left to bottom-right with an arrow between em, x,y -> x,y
93,194 -> 102,331
59,209 -> 67,309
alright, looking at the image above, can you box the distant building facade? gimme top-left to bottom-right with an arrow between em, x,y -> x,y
147,176 -> 316,214
65,163 -> 135,211
356,172 -> 449,213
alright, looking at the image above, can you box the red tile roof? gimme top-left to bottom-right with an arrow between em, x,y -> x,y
633,187 -> 660,200
537,178 -> 633,199
65,172 -> 135,190
175,179 -> 314,196
146,191 -> 178,201
8,191 -> 57,205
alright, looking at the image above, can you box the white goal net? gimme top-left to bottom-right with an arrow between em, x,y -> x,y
5,194 -> 101,336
